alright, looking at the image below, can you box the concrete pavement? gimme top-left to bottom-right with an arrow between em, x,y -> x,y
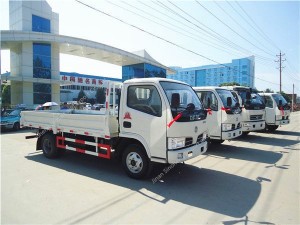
1,112 -> 299,224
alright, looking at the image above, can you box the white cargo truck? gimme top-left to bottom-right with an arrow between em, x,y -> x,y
259,93 -> 291,132
193,87 -> 242,144
21,78 -> 208,179
225,86 -> 266,135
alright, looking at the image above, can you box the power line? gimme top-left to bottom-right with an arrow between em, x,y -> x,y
157,1 -> 274,62
74,0 -> 288,90
213,1 -> 276,56
195,0 -> 275,58
74,0 -> 229,67
234,1 -> 280,52
116,1 -> 250,57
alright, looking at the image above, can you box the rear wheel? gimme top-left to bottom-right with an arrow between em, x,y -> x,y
122,144 -> 152,179
41,133 -> 59,158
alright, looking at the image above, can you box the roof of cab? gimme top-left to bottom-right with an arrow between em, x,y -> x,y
123,77 -> 189,85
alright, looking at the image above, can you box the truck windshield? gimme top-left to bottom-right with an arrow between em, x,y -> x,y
272,94 -> 288,106
160,81 -> 206,121
216,89 -> 237,107
237,90 -> 265,109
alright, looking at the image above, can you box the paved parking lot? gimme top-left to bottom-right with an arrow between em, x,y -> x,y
1,112 -> 299,224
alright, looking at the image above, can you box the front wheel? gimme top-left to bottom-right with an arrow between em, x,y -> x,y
241,131 -> 250,137
122,144 -> 152,179
211,139 -> 224,145
267,125 -> 279,132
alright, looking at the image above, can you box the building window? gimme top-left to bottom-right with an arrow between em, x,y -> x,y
33,83 -> 51,104
32,15 -> 50,33
33,43 -> 51,79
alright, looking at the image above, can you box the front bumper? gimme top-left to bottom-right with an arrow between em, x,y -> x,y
221,127 -> 242,140
167,141 -> 207,164
275,119 -> 290,126
242,121 -> 265,131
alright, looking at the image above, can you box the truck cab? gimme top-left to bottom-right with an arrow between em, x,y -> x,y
225,86 -> 266,135
259,93 -> 291,131
194,87 -> 242,144
119,79 -> 208,166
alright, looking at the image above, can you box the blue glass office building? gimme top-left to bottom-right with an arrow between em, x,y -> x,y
167,56 -> 255,88
32,15 -> 52,104
122,63 -> 166,82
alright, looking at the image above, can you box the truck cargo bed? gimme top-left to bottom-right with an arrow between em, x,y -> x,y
21,109 -> 118,138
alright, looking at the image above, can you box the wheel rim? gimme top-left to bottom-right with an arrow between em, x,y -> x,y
43,139 -> 51,154
126,152 -> 143,174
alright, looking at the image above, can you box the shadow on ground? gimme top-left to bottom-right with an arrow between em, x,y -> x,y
26,151 -> 261,220
234,133 -> 299,149
207,144 -> 283,164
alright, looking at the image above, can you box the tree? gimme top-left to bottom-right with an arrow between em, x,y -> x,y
77,89 -> 86,102
1,84 -> 11,106
264,88 -> 274,93
96,87 -> 106,104
278,91 -> 291,102
219,82 -> 240,87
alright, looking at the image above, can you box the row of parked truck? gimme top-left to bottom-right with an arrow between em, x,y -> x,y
21,78 -> 291,179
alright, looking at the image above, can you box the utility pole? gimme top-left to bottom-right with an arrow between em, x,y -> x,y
275,51 -> 286,93
292,83 -> 294,112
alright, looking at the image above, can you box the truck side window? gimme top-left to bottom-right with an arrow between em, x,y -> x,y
264,96 -> 273,108
127,85 -> 162,117
231,92 -> 239,103
197,91 -> 218,111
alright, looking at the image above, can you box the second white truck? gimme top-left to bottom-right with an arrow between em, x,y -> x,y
194,86 -> 242,144
21,78 -> 208,179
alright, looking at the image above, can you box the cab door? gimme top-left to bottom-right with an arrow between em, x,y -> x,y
196,91 -> 220,139
264,95 -> 275,124
119,84 -> 167,160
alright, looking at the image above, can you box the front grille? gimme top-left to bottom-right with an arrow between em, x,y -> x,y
237,122 -> 241,128
185,137 -> 193,147
250,114 -> 263,120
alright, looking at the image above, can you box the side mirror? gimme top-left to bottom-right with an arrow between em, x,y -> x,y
227,97 -> 232,107
278,100 -> 282,106
246,92 -> 251,100
207,97 -> 211,108
171,93 -> 180,108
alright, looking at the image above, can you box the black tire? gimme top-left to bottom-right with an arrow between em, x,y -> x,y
41,133 -> 59,159
241,131 -> 250,137
13,122 -> 20,131
267,125 -> 279,132
122,144 -> 152,179
211,139 -> 224,145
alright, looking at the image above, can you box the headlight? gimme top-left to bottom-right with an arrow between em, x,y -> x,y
243,123 -> 251,127
222,123 -> 232,131
168,137 -> 185,150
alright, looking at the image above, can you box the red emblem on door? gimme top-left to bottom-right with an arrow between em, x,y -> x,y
124,112 -> 132,120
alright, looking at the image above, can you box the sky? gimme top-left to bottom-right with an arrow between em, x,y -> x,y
1,0 -> 299,95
